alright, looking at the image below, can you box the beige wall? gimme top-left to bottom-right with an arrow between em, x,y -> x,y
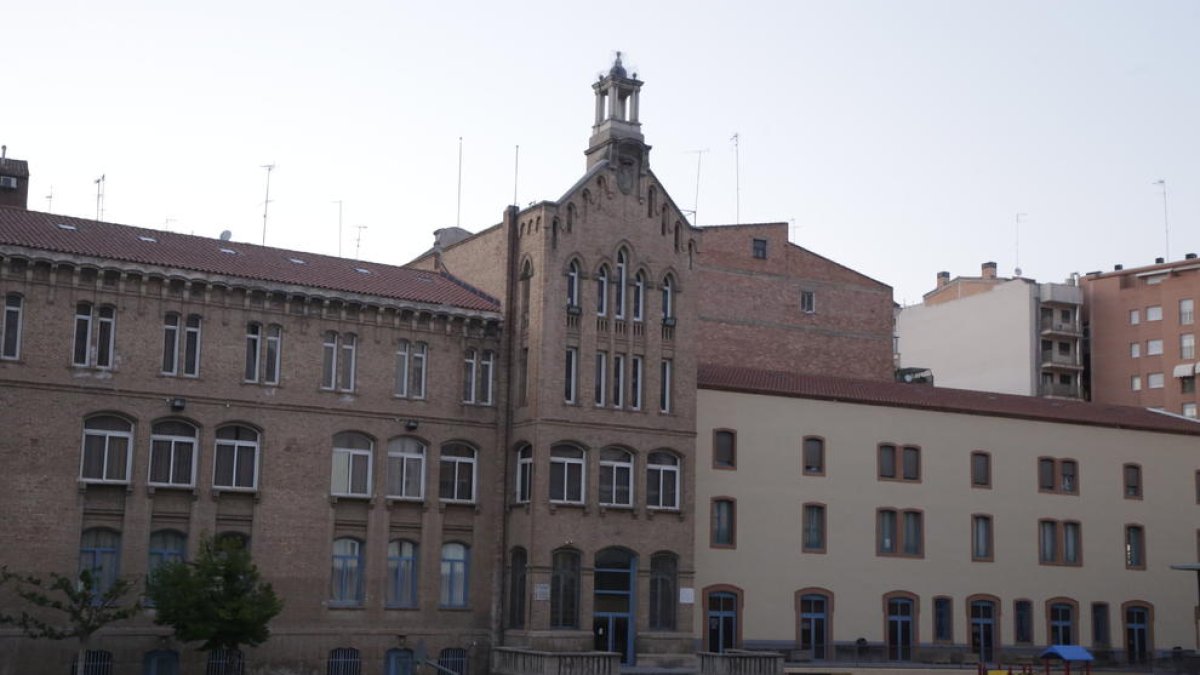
694,388 -> 1199,656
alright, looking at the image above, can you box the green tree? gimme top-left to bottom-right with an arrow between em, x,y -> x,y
146,534 -> 283,670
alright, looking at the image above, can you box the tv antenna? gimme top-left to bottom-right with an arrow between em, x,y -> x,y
354,225 -> 368,259
513,144 -> 520,206
1014,212 -> 1027,276
45,186 -> 53,213
260,163 -> 275,245
456,136 -> 463,228
93,174 -> 106,221
333,200 -> 344,257
687,149 -> 709,226
1153,179 -> 1169,260
164,217 -> 176,232
730,133 -> 741,224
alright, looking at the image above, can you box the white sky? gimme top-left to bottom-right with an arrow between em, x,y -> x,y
6,0 -> 1198,304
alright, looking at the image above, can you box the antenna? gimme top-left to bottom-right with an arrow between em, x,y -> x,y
730,133 -> 741,224
456,137 -> 463,228
513,145 -> 520,206
1153,179 -> 1169,260
164,217 -> 176,232
219,230 -> 233,241
687,149 -> 709,226
354,225 -> 368,259
45,186 -> 53,213
260,163 -> 275,245
333,200 -> 343,257
93,174 -> 105,221
1014,212 -> 1027,276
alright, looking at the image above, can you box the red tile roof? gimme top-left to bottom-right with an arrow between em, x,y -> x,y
0,207 -> 501,314
698,363 -> 1200,436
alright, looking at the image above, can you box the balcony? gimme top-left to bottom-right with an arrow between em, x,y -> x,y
1040,319 -> 1081,337
1040,382 -> 1081,398
493,648 -> 618,675
1041,350 -> 1083,370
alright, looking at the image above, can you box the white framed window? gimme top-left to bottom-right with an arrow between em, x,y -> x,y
162,313 -> 180,375
244,322 -> 261,381
1148,372 -> 1164,389
182,314 -> 201,376
264,324 -> 282,384
1147,339 -> 1163,356
564,348 -> 578,404
73,302 -> 116,368
566,260 -> 580,308
331,431 -> 373,497
633,271 -> 645,321
245,323 -> 282,384
213,425 -> 259,490
661,275 -> 674,320
339,334 -> 357,391
386,437 -> 425,500
462,349 -> 495,405
321,331 -> 357,391
1184,403 -> 1197,418
801,290 -> 816,314
1146,305 -> 1163,321
1131,375 -> 1142,391
1,293 -> 22,359
596,265 -> 609,316
1130,342 -> 1140,359
1181,299 -> 1194,325
1182,333 -> 1195,360
614,249 -> 628,319
322,331 -> 337,389
394,340 -> 428,399
612,354 -> 625,408
599,447 -> 633,507
463,348 -> 478,403
1129,309 -> 1140,325
439,443 -> 477,503
594,351 -> 607,407
479,350 -> 494,405
630,355 -> 643,410
149,420 -> 198,487
515,445 -> 533,503
646,451 -> 680,510
660,358 -> 673,413
80,415 -> 133,484
549,445 -> 585,504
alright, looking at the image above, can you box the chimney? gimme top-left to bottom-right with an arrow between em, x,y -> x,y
0,146 -> 29,210
1114,264 -> 1123,271
936,271 -> 950,287
981,261 -> 997,279
1186,253 -> 1197,260
1155,257 -> 1165,264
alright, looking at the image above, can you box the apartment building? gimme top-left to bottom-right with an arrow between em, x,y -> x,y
1081,256 -> 1200,417
694,365 -> 1200,664
895,263 -> 1084,398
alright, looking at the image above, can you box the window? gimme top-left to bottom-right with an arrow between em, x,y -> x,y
514,445 -> 532,503
1181,298 -> 1194,325
213,425 -> 259,490
1092,603 -> 1110,647
148,530 -> 186,577
1147,339 -> 1163,356
630,355 -> 643,410
386,437 -> 425,500
386,540 -> 418,608
611,354 -> 625,408
596,265 -> 609,316
1130,342 -> 1141,358
633,271 -> 645,321
550,548 -> 580,628
713,430 -> 736,469
1129,309 -> 1140,325
264,325 -> 282,384
1038,458 -> 1079,494
614,249 -> 628,319
327,648 -> 361,675
659,358 -> 673,412
1185,402 -> 1198,418
599,448 -> 633,507
566,260 -> 580,308
386,650 -> 414,675
885,594 -> 916,660
1125,525 -> 1146,569
646,451 -> 680,510
1,293 -> 21,359
800,290 -> 815,314
330,538 -> 364,606
564,347 -> 578,403
243,323 -> 281,384
1014,600 -> 1033,643
437,649 -> 468,675
80,415 -> 133,484
1131,375 -> 1142,391
878,444 -> 896,478
331,432 -> 372,497
594,351 -> 607,406
243,323 -> 260,381
1124,603 -> 1152,664
462,349 -> 495,405
649,553 -> 678,630
802,504 -> 826,553
79,528 -> 121,595
508,548 -> 526,628
1148,372 -> 1164,389
1146,305 -> 1162,321
162,313 -> 180,374
803,437 -> 824,475
970,451 -> 991,487
1183,333 -> 1196,359
73,302 -> 116,368
933,597 -> 953,643
394,340 -> 428,399
549,445 -> 585,504
1123,464 -> 1142,499
972,515 -> 994,561
711,498 -> 735,547
1039,520 -> 1082,565
440,543 -> 469,608
879,444 -> 920,481
322,331 -> 356,392
438,443 -> 476,503
1048,601 -> 1076,645
149,420 -> 198,487
752,238 -> 767,259
797,590 -> 831,659
878,509 -> 923,556
463,348 -> 478,403
74,651 -> 114,675
661,275 -> 674,320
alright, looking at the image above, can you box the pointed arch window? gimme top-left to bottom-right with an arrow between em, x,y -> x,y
1,293 -> 22,360
633,271 -> 645,321
661,275 -> 675,320
650,552 -> 678,630
550,548 -> 580,628
596,265 -> 610,316
614,249 -> 628,319
567,260 -> 580,308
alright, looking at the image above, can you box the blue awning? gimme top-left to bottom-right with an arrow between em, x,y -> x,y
1040,646 -> 1094,662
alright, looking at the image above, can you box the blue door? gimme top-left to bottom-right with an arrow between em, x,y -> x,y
592,548 -> 637,664
707,592 -> 738,653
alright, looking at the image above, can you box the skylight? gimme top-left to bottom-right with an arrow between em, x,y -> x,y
219,248 -> 238,255
288,257 -> 306,265
354,267 -> 371,274
55,223 -> 77,231
138,235 -> 157,243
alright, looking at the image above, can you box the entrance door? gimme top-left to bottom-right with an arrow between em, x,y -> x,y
971,601 -> 996,663
1125,607 -> 1149,664
887,598 -> 914,661
799,594 -> 828,659
707,592 -> 738,653
142,650 -> 179,675
592,548 -> 636,664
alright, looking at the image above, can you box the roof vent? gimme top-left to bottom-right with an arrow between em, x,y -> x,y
55,223 -> 78,231
1155,257 -> 1165,264
1186,253 -> 1197,260
354,267 -> 370,274
138,235 -> 157,243
219,248 -> 238,255
288,257 -> 306,265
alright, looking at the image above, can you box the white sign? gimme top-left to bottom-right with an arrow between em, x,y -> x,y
534,583 -> 551,601
679,587 -> 695,604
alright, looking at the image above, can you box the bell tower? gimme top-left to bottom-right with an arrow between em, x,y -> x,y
585,53 -> 649,171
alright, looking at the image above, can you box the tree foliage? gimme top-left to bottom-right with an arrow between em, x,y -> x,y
0,565 -> 138,643
145,534 -> 283,653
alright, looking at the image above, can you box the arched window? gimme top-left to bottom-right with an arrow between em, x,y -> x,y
80,415 -> 133,483
884,592 -> 919,660
550,445 -> 585,504
439,444 -> 476,502
647,451 -> 680,509
1046,598 -> 1078,645
79,528 -> 121,595
614,249 -> 628,319
803,437 -> 825,475
566,260 -> 580,308
330,538 -> 364,606
673,222 -> 681,252
331,432 -> 373,497
705,587 -> 741,653
149,420 -> 198,487
566,203 -> 576,231
647,186 -> 657,218
1122,602 -> 1153,664
508,547 -> 527,628
514,444 -> 533,503
599,448 -> 633,507
214,425 -> 259,490
596,265 -> 610,316
632,271 -> 645,321
328,647 -> 361,675
649,552 -> 678,630
148,530 -> 186,575
440,543 -> 469,608
386,437 -> 425,500
2,292 -> 23,360
550,548 -> 580,628
797,590 -> 833,659
519,259 -> 533,328
661,275 -> 675,320
387,540 -> 418,608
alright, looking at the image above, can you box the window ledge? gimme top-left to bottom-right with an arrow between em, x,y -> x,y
384,497 -> 426,508
78,479 -> 132,493
146,484 -> 200,499
438,500 -> 481,514
438,606 -> 472,612
329,494 -> 375,505
211,487 -> 261,502
326,602 -> 366,610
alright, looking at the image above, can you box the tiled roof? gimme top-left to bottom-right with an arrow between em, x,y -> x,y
0,207 -> 501,314
698,363 -> 1200,436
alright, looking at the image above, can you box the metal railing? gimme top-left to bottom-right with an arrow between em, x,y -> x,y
697,651 -> 784,675
492,647 -> 619,675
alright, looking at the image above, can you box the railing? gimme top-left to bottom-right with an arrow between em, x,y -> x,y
596,317 -> 609,332
493,648 -> 619,675
566,313 -> 579,331
1040,320 -> 1080,335
697,651 -> 783,675
1040,350 -> 1081,367
614,319 -> 627,335
1040,382 -> 1080,398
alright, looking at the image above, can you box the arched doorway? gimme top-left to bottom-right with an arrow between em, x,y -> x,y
593,547 -> 637,664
